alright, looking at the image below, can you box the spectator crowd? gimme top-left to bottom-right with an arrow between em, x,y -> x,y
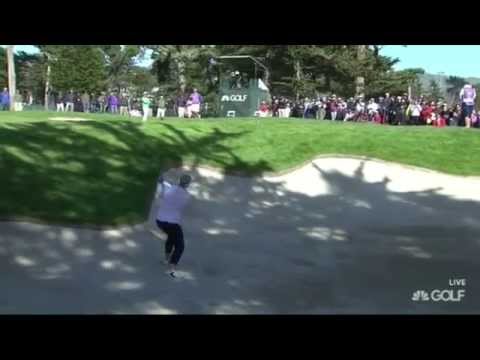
3,81 -> 480,130
48,88 -> 202,121
260,84 -> 480,128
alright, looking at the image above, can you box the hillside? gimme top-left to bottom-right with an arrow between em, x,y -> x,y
418,73 -> 480,99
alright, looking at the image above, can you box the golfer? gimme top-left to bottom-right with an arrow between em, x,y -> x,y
142,92 -> 151,123
155,173 -> 192,278
460,84 -> 476,128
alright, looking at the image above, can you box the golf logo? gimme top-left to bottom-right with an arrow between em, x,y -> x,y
412,290 -> 429,302
412,279 -> 466,303
221,95 -> 248,102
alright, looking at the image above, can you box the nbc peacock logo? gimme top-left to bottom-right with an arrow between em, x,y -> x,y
412,290 -> 430,302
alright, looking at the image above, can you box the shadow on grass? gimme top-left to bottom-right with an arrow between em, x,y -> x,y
0,120 -> 272,225
1,148 -> 479,313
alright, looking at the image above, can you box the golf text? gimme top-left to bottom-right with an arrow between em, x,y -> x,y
412,279 -> 467,302
221,95 -> 248,102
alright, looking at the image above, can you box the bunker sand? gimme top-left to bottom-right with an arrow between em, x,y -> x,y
1,157 -> 479,314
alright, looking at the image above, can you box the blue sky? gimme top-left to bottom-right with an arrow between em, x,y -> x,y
8,45 -> 480,78
381,45 -> 480,78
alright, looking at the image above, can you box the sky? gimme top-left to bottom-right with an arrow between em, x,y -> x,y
6,45 -> 480,78
380,45 -> 480,78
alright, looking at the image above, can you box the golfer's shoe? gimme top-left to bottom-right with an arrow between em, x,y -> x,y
165,270 -> 176,278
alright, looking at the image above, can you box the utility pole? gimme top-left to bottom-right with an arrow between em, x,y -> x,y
7,45 -> 16,111
45,53 -> 51,110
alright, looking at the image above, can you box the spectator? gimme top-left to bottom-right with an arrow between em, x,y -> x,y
329,95 -> 338,121
90,93 -> 98,113
81,91 -> 90,113
65,90 -> 74,112
1,88 -> 10,111
303,98 -> 313,119
372,110 -> 383,124
435,109 -> 447,128
188,88 -> 203,119
258,101 -> 270,117
396,97 -> 407,125
74,92 -> 83,112
284,101 -> 292,118
98,92 -> 106,113
278,98 -> 286,118
272,99 -> 280,117
438,103 -> 448,126
423,101 -> 436,125
472,111 -> 480,128
460,83 -> 476,128
26,91 -> 33,106
55,91 -> 64,112
108,92 -> 119,114
383,92 -> 394,124
367,98 -> 379,120
407,100 -> 422,125
354,98 -> 365,121
337,98 -> 347,121
14,90 -> 23,111
316,98 -> 326,120
157,95 -> 166,120
176,93 -> 187,118
119,93 -> 129,116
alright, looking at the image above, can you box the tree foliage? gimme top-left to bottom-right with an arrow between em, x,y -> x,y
10,45 -> 454,108
47,46 -> 107,92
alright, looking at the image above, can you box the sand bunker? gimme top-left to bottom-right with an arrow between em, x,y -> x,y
1,156 -> 480,314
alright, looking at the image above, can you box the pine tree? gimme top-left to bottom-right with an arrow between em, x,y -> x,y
98,45 -> 143,91
48,46 -> 107,93
428,79 -> 441,101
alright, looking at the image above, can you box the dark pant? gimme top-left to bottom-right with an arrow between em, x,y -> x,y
156,220 -> 184,265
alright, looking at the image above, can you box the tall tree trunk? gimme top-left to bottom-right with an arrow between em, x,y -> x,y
175,58 -> 187,93
44,61 -> 51,111
264,49 -> 272,88
355,45 -> 366,98
7,46 -> 16,111
294,59 -> 302,102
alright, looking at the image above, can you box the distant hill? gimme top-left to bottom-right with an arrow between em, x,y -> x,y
418,73 -> 480,96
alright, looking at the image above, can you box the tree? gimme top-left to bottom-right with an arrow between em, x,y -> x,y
366,68 -> 424,98
49,46 -> 107,93
127,66 -> 158,94
428,79 -> 441,101
98,45 -> 143,91
446,76 -> 466,105
355,45 -> 367,97
147,45 -> 215,93
36,45 -> 67,109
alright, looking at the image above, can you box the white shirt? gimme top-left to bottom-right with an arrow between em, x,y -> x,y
411,104 -> 422,117
156,181 -> 190,225
367,103 -> 379,112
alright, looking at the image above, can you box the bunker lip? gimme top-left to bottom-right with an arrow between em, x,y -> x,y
48,117 -> 90,122
164,154 -> 480,180
2,155 -> 480,230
